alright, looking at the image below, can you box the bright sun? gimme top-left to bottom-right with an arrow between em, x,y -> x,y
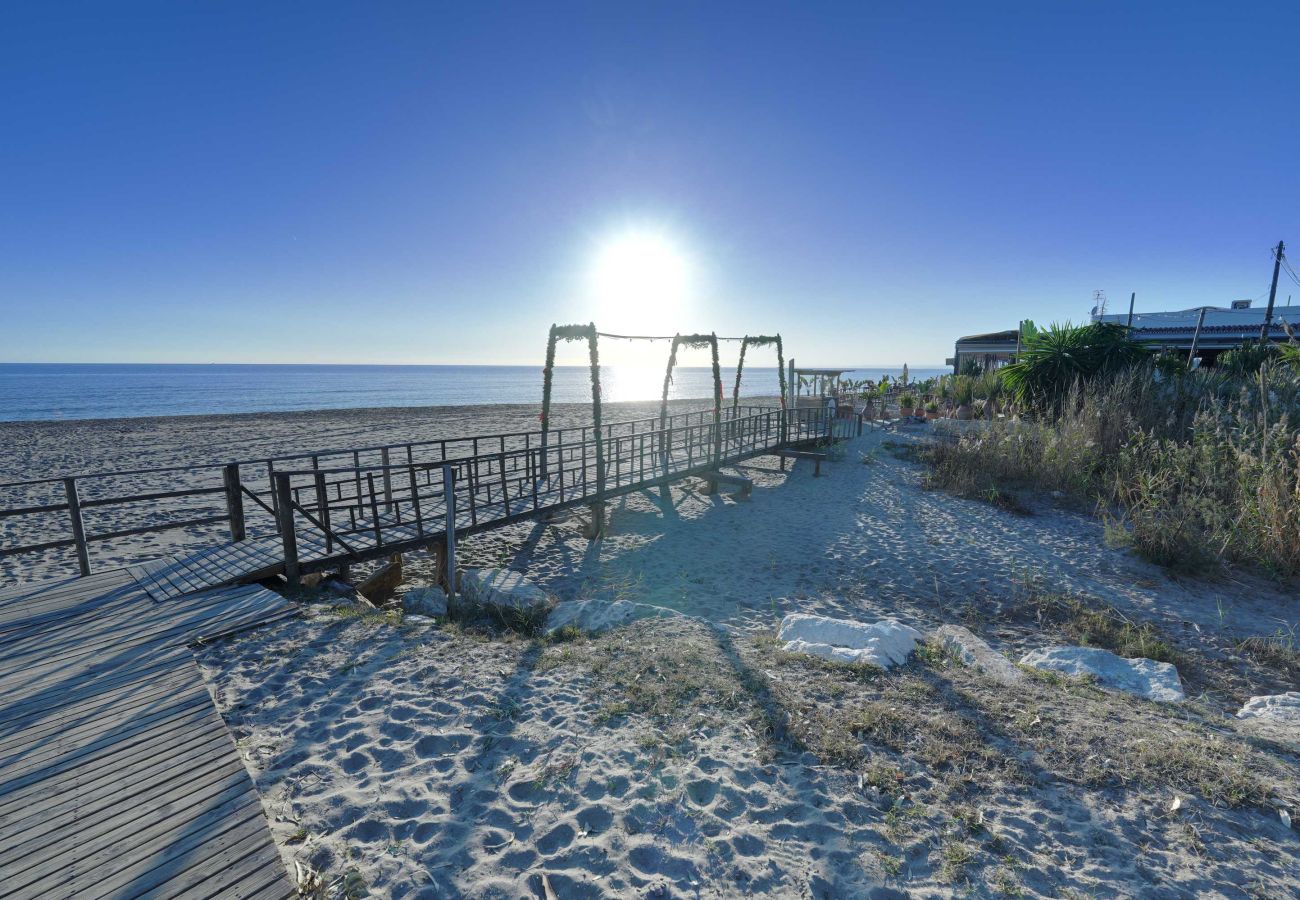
589,229 -> 691,333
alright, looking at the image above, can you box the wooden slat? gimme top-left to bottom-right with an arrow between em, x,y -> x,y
0,573 -> 295,899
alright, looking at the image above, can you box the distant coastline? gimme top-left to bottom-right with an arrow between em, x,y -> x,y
0,363 -> 948,423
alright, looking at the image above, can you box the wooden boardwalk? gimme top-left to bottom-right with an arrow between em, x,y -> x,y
0,569 -> 297,899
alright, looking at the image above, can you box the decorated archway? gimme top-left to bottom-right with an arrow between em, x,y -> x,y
731,335 -> 786,410
539,324 -> 787,499
540,323 -> 605,491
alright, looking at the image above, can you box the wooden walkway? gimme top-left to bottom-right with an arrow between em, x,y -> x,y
0,568 -> 297,899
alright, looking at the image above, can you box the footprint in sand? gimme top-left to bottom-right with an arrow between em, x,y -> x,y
685,778 -> 718,807
413,732 -> 473,758
536,822 -> 575,855
347,819 -> 388,843
575,806 -> 613,835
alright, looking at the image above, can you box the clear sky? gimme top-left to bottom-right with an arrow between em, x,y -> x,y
3,1 -> 1298,367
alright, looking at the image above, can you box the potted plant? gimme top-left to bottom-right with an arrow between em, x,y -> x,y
924,399 -> 940,420
859,387 -> 876,420
953,377 -> 975,420
898,392 -> 917,418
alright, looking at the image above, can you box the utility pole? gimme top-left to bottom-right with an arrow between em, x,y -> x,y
1125,292 -> 1136,334
1260,240 -> 1284,341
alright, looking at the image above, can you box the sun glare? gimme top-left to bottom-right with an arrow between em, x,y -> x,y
589,229 -> 692,334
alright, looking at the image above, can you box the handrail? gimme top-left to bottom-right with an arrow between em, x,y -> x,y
0,403 -> 778,489
0,403 -> 824,578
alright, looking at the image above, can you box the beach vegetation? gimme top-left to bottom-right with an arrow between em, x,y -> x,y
924,355 -> 1300,577
1023,591 -> 1185,666
998,321 -> 1150,414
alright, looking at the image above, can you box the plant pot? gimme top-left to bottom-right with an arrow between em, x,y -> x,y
925,410 -> 939,420
899,407 -> 914,418
955,404 -> 974,420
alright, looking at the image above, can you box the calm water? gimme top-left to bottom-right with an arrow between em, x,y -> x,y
0,364 -> 950,422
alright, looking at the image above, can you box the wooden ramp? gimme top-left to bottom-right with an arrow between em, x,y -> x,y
0,570 -> 297,899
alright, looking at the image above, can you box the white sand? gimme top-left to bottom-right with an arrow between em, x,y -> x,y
187,421 -> 1299,898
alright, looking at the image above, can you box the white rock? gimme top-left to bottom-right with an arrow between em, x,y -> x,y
1236,692 -> 1300,725
400,586 -> 448,618
403,614 -> 437,626
457,568 -> 553,616
545,598 -> 678,635
778,614 -> 921,668
1019,646 -> 1185,702
932,625 -> 1023,684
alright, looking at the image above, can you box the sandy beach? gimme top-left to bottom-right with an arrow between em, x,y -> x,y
161,416 -> 1299,898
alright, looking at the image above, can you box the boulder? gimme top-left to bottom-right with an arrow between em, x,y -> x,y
457,568 -> 554,618
1019,646 -> 1184,702
545,598 -> 678,635
778,614 -> 921,668
401,586 -> 448,618
1236,692 -> 1300,726
357,560 -> 402,604
931,625 -> 1023,684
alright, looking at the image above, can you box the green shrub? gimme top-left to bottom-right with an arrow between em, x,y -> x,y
1218,340 -> 1281,377
999,322 -> 1151,414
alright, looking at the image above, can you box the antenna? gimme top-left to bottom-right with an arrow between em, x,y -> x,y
1091,290 -> 1108,318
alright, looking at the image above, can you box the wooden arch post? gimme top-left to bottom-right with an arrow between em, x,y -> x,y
657,333 -> 723,469
541,323 -> 606,534
731,334 -> 786,443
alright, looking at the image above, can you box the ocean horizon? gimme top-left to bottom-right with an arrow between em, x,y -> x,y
0,363 -> 951,422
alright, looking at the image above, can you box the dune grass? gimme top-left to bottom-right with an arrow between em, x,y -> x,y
923,361 -> 1300,578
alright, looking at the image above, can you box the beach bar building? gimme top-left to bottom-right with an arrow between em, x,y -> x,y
947,329 -> 1018,374
950,298 -> 1298,372
1092,300 -> 1296,366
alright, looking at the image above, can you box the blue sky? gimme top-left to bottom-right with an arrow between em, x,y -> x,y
2,1 -> 1297,367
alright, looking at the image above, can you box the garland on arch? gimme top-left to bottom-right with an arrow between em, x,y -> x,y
730,334 -> 785,409
658,332 -> 722,434
540,323 -> 605,491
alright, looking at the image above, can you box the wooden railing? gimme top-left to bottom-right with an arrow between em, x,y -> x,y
268,405 -> 843,584
0,404 -> 837,578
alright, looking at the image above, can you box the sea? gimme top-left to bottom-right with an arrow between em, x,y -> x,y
0,364 -> 951,422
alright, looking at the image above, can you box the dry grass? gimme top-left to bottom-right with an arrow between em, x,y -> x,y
544,618 -> 1296,816
739,628 -> 1294,813
538,618 -> 761,742
1023,592 -> 1186,666
922,362 -> 1300,578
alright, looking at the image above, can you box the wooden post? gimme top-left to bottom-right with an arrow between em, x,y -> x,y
223,463 -> 246,542
314,472 -> 333,553
275,473 -> 300,588
442,464 -> 457,600
380,447 -> 393,511
1187,306 -> 1208,367
64,477 -> 90,577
